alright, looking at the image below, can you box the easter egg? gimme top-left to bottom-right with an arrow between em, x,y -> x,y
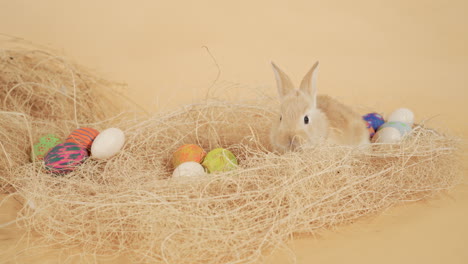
202,148 -> 238,173
172,161 -> 206,178
378,121 -> 412,136
363,113 -> 385,131
372,127 -> 402,143
364,120 -> 376,138
172,144 -> 206,168
66,127 -> 99,150
388,108 -> 414,126
91,128 -> 125,159
44,142 -> 88,174
31,134 -> 61,161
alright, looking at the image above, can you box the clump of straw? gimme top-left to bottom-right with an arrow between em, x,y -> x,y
3,101 -> 461,264
0,36 -> 119,122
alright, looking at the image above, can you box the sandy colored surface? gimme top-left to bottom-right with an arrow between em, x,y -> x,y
1,0 -> 467,263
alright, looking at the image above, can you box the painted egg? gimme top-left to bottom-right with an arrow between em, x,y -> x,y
172,144 -> 206,168
378,121 -> 412,136
387,108 -> 414,126
363,113 -> 385,131
172,161 -> 206,178
44,142 -> 88,174
66,127 -> 99,150
364,120 -> 376,138
90,128 -> 125,159
202,148 -> 238,173
31,134 -> 62,161
372,127 -> 402,143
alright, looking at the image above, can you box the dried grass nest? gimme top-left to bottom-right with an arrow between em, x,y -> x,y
0,39 -> 462,264
0,36 -> 123,186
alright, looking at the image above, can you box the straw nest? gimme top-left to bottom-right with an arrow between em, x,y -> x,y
0,40 -> 462,264
0,36 -> 122,190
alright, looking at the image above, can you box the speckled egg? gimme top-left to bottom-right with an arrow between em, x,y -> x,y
378,121 -> 412,136
363,113 -> 385,131
44,142 -> 88,174
66,127 -> 99,150
202,148 -> 238,173
31,134 -> 62,161
172,144 -> 206,168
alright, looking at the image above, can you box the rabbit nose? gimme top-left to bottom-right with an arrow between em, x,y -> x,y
288,136 -> 299,150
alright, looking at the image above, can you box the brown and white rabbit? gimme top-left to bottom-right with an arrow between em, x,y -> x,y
270,61 -> 370,153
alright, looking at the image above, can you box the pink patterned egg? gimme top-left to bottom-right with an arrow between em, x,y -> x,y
44,142 -> 88,174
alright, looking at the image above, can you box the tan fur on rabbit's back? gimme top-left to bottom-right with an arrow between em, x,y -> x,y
317,94 -> 369,145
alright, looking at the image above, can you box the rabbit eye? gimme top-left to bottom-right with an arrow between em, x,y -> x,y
280,115 -> 282,121
304,115 -> 309,124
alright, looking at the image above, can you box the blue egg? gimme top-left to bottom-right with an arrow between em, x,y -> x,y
378,121 -> 412,136
365,120 -> 376,138
363,113 -> 385,131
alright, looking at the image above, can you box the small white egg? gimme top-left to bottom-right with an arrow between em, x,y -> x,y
378,121 -> 412,136
172,162 -> 206,178
372,127 -> 402,143
387,108 -> 414,126
91,128 -> 125,159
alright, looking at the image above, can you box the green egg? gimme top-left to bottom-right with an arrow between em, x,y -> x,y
31,134 -> 62,161
202,148 -> 238,173
378,121 -> 412,136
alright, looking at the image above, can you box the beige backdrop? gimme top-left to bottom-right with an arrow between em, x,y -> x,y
1,0 -> 467,263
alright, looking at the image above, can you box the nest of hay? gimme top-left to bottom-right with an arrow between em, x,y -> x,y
0,38 -> 462,263
0,37 -> 119,121
0,36 -> 125,189
4,101 -> 461,263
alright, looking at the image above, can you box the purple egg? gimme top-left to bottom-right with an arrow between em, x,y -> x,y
363,113 -> 385,131
44,142 -> 88,175
365,120 -> 376,138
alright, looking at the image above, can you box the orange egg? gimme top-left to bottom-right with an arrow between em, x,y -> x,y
66,127 -> 99,150
172,144 -> 206,168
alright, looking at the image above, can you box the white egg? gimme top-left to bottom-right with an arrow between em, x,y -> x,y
387,108 -> 414,126
372,127 -> 402,143
91,128 -> 125,159
378,121 -> 412,136
172,162 -> 206,178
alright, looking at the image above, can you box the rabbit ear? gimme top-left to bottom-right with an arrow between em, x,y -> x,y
299,61 -> 319,107
271,62 -> 294,98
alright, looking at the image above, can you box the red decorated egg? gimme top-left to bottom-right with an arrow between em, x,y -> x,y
44,142 -> 88,174
66,127 -> 99,150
